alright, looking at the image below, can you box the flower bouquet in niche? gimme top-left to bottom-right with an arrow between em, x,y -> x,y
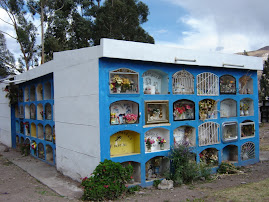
145,137 -> 155,152
157,136 -> 166,150
124,113 -> 138,124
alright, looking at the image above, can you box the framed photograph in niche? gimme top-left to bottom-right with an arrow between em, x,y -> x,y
145,100 -> 169,125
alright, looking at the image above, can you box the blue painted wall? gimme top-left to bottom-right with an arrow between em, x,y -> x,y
99,58 -> 259,186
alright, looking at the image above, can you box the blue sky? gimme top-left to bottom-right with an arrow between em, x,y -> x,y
1,0 -> 269,61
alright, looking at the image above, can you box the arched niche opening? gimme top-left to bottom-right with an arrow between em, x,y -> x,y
24,138 -> 30,155
240,98 -> 254,116
145,156 -> 169,181
25,122 -> 30,136
44,82 -> 52,100
25,105 -> 30,119
36,83 -> 43,101
222,145 -> 238,162
37,103 -> 43,120
20,121 -> 24,134
45,103 -> 52,120
109,68 -> 139,94
173,126 -> 196,147
16,135 -> 20,147
45,125 -> 52,142
38,143 -> 45,159
241,142 -> 255,161
19,105 -> 24,118
37,124 -> 44,139
30,85 -> 35,101
46,145 -> 54,163
197,72 -> 219,96
220,75 -> 236,94
16,120 -> 19,133
239,75 -> 253,94
30,103 -> 36,120
222,122 -> 238,142
15,105 -> 19,118
200,148 -> 218,167
142,69 -> 168,94
24,87 -> 29,102
145,128 -> 170,152
220,99 -> 237,118
31,140 -> 37,156
173,99 -> 195,121
110,100 -> 139,125
18,88 -> 23,102
198,122 -> 220,146
199,99 -> 218,120
110,130 -> 140,157
121,161 -> 141,185
240,120 -> 255,139
30,123 -> 36,137
172,70 -> 194,94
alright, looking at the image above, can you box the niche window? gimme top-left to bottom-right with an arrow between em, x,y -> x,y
172,70 -> 194,94
198,122 -> 220,146
240,120 -> 255,139
222,122 -> 238,142
197,72 -> 219,96
142,70 -> 168,94
220,75 -> 236,94
145,101 -> 169,125
173,99 -> 195,121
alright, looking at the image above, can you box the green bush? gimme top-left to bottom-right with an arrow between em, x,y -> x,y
168,144 -> 211,185
217,162 -> 238,174
153,179 -> 162,188
81,159 -> 133,201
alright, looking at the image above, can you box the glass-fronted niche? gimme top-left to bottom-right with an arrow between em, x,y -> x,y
110,101 -> 139,125
219,75 -> 236,94
145,101 -> 169,125
173,99 -> 195,121
109,68 -> 139,94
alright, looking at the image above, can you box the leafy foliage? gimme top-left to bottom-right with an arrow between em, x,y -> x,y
217,162 -> 238,174
4,83 -> 19,105
81,159 -> 133,201
167,144 -> 211,185
260,57 -> 269,101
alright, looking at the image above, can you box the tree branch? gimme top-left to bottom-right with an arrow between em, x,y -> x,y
0,30 -> 17,40
0,17 -> 13,26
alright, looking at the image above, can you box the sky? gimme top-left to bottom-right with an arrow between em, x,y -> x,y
1,0 -> 269,61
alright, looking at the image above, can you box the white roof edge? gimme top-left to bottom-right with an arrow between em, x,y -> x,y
100,38 -> 263,71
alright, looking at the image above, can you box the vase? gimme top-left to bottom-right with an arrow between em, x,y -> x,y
244,110 -> 249,116
116,86 -> 121,93
160,144 -> 164,150
240,110 -> 244,116
146,146 -> 151,152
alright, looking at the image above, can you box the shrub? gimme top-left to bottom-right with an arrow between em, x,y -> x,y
153,179 -> 162,188
81,159 -> 133,201
217,162 -> 238,174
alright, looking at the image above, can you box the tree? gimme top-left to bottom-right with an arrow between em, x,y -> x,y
0,0 -> 38,71
260,57 -> 269,101
90,0 -> 154,45
0,33 -> 16,76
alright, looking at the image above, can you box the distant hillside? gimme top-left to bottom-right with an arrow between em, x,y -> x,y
237,46 -> 269,61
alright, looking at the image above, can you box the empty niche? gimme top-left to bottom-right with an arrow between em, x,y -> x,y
46,145 -> 54,163
241,142 -> 255,160
38,143 -> 45,159
36,83 -> 43,101
30,85 -> 35,101
199,148 -> 219,167
44,82 -> 52,100
37,103 -> 43,120
45,103 -> 52,120
31,123 -> 36,138
24,87 -> 29,102
25,122 -> 30,136
199,99 -> 218,120
30,103 -> 36,119
110,130 -> 140,157
220,99 -> 236,118
240,98 -> 254,116
198,122 -> 220,146
173,126 -> 196,147
239,75 -> 253,94
110,100 -> 139,125
145,100 -> 169,125
144,128 -> 170,152
240,120 -> 255,139
15,121 -> 19,133
145,156 -> 169,181
197,72 -> 219,96
173,99 -> 195,121
45,125 -> 52,141
25,105 -> 30,119
222,122 -> 238,142
31,140 -> 37,156
121,161 -> 141,184
109,68 -> 139,94
142,70 -> 168,94
172,70 -> 194,94
219,75 -> 236,94
37,124 -> 44,139
222,145 -> 238,162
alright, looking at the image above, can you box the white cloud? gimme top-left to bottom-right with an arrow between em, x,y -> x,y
155,29 -> 168,34
160,0 -> 269,53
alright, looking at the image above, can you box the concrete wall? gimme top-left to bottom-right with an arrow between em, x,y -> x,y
0,83 -> 11,147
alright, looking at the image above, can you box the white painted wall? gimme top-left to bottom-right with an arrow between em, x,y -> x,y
0,83 -> 11,147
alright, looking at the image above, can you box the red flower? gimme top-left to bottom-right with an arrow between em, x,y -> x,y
130,176 -> 133,179
104,185 -> 109,188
